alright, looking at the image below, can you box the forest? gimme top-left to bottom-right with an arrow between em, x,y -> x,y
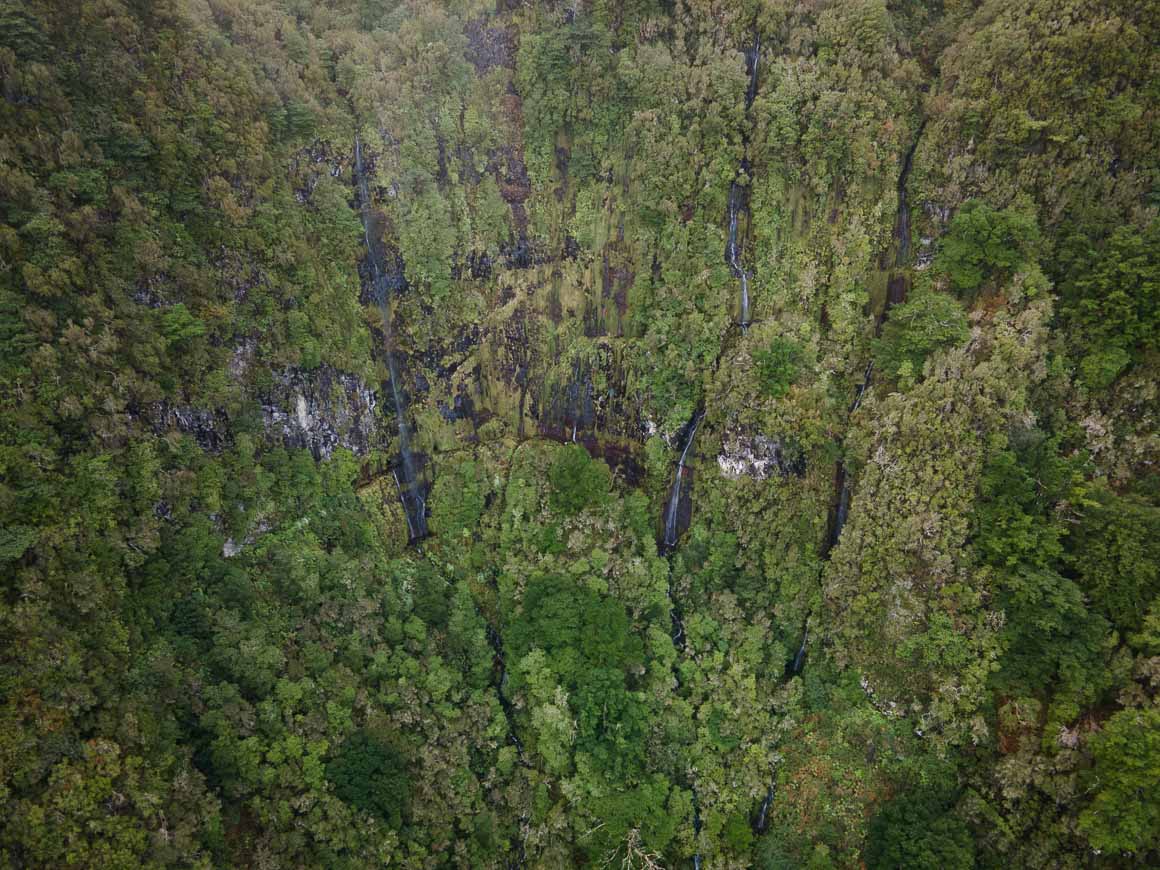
0,0 -> 1157,867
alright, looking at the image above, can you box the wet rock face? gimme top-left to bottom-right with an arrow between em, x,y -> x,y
916,237 -> 936,269
464,17 -> 515,73
261,366 -> 380,460
290,139 -> 347,204
717,432 -> 805,480
532,350 -> 644,442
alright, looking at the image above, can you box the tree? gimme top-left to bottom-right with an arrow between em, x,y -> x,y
936,200 -> 1039,294
873,290 -> 969,383
866,789 -> 974,870
1058,220 -> 1160,387
1079,706 -> 1160,855
1067,487 -> 1160,634
326,732 -> 411,830
548,444 -> 612,515
754,336 -> 804,398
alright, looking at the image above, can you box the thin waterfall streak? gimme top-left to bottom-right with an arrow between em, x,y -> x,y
663,413 -> 702,550
792,626 -> 808,674
894,123 -> 925,270
355,134 -> 427,540
728,28 -> 760,329
756,784 -> 774,833
692,799 -> 704,870
850,361 -> 874,414
745,32 -> 761,108
884,124 -> 925,311
726,183 -> 753,327
657,413 -> 705,865
392,469 -> 416,539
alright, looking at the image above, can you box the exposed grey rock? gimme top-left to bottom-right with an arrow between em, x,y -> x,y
717,432 -> 798,480
923,201 -> 952,225
261,366 -> 380,460
150,365 -> 380,459
916,236 -> 935,270
148,403 -> 228,452
229,338 -> 257,381
222,518 -> 274,559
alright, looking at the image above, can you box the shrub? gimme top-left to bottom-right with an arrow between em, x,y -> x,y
754,336 -> 804,398
873,290 -> 969,383
548,444 -> 611,515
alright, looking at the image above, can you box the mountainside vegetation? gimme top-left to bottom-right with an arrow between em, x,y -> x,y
1,0 -> 1158,867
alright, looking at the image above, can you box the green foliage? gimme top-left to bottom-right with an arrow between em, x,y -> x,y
508,574 -> 643,694
1,1 -> 1157,867
429,459 -> 490,537
548,444 -> 611,515
873,290 -> 969,382
936,199 -> 1040,293
161,303 -> 207,346
326,731 -> 411,829
866,789 -> 974,870
1079,706 -> 1160,855
584,776 -> 680,864
1076,345 -> 1130,391
1059,220 -> 1160,386
754,336 -> 805,398
974,440 -> 1076,570
1067,486 -> 1160,633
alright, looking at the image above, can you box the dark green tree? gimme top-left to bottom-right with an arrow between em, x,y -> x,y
936,199 -> 1040,294
326,731 -> 411,830
866,789 -> 974,870
548,444 -> 612,516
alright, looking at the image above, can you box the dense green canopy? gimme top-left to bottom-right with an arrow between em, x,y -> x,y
1,0 -> 1157,867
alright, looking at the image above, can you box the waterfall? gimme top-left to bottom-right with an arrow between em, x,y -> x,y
692,800 -> 704,870
825,462 -> 852,556
485,624 -> 529,762
788,625 -> 808,677
657,411 -> 705,866
755,784 -> 774,834
354,135 -> 428,541
850,360 -> 873,414
724,31 -> 762,331
894,124 -> 924,269
726,181 -> 752,329
885,124 -> 925,310
662,412 -> 703,552
744,32 -> 761,110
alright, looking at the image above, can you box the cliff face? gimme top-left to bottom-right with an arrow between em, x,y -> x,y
3,2 -> 1157,868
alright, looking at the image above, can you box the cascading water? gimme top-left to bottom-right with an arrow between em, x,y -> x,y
726,32 -> 761,331
662,412 -> 703,552
354,135 -> 428,541
829,465 -> 852,553
754,784 -> 774,834
850,360 -> 873,415
657,410 -> 706,867
884,124 -> 925,310
726,180 -> 752,329
781,127 -> 924,689
788,625 -> 809,677
745,33 -> 761,109
692,803 -> 704,870
485,624 -> 530,763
